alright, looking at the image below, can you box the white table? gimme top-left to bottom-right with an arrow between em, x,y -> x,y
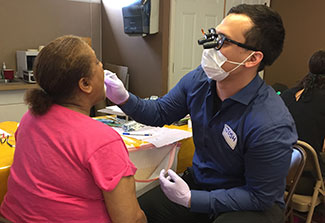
127,142 -> 180,197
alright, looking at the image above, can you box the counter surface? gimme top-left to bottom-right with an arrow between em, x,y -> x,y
0,79 -> 38,91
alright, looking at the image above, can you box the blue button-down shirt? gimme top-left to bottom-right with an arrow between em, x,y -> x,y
121,66 -> 297,214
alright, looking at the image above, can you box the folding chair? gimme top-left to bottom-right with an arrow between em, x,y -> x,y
285,144 -> 306,223
291,140 -> 325,223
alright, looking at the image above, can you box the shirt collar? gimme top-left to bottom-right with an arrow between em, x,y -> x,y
230,74 -> 264,105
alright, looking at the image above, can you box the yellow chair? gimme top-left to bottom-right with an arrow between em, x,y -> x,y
0,166 -> 11,205
0,122 -> 17,223
0,122 -> 17,204
0,166 -> 12,223
291,140 -> 325,223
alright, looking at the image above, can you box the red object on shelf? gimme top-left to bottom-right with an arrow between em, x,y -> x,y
3,69 -> 14,80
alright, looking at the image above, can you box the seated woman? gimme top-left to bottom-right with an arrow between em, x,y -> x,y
0,35 -> 147,223
281,50 -> 325,195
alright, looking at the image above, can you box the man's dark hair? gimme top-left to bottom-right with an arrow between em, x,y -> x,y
228,4 -> 285,71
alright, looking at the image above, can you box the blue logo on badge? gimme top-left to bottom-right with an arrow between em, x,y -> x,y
222,124 -> 237,150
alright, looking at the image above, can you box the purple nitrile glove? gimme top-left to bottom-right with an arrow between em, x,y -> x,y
104,69 -> 129,105
159,169 -> 191,208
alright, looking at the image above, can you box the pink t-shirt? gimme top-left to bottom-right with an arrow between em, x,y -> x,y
0,105 -> 137,222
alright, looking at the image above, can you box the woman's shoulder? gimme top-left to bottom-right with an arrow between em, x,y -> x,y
312,88 -> 325,96
280,87 -> 300,103
81,117 -> 121,139
310,89 -> 325,106
75,117 -> 126,157
281,86 -> 300,96
50,106 -> 122,142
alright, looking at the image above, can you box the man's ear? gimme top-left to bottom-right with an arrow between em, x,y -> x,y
78,77 -> 93,94
245,51 -> 263,68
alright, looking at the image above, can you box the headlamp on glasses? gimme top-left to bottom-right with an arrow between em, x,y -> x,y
198,28 -> 258,51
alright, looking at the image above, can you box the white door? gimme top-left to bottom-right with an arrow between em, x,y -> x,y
168,0 -> 271,90
225,0 -> 270,14
168,0 -> 224,90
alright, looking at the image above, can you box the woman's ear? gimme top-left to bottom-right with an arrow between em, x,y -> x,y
245,51 -> 264,68
78,77 -> 93,94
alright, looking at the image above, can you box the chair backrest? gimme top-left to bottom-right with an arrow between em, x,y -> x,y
285,144 -> 306,212
296,140 -> 325,187
290,140 -> 325,223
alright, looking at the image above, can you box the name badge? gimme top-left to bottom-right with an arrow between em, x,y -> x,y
222,124 -> 237,150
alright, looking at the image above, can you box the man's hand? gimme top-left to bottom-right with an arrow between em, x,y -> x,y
159,169 -> 191,208
104,70 -> 129,105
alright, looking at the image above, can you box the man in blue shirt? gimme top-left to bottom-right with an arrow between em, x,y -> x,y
104,4 -> 297,223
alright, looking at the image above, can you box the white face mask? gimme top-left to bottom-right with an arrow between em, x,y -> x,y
201,49 -> 255,81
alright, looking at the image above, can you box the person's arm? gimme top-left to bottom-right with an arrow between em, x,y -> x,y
120,71 -> 197,127
105,69 -> 187,126
102,175 -> 147,223
88,136 -> 145,222
105,66 -> 204,127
